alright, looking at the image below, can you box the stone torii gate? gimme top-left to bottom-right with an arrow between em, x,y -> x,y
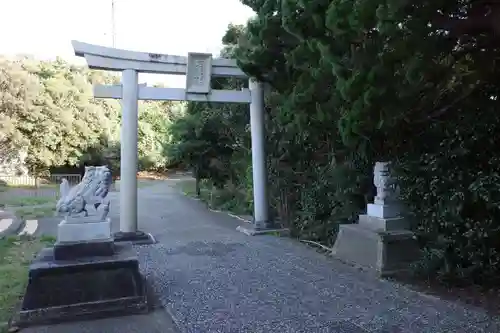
72,41 -> 287,242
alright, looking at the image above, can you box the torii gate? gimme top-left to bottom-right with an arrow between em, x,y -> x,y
72,41 -> 286,242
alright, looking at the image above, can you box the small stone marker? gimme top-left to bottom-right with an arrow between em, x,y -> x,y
332,162 -> 419,276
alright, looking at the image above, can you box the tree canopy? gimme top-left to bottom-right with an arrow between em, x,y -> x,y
0,56 -> 184,175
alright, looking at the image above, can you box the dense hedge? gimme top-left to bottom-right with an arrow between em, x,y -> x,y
168,1 -> 500,285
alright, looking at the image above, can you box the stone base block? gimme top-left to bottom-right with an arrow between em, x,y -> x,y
114,230 -> 156,245
367,203 -> 401,219
358,214 -> 410,231
54,239 -> 115,261
332,224 -> 419,277
57,219 -> 111,243
236,224 -> 290,236
15,242 -> 148,328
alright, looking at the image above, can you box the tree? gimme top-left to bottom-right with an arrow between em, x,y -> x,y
166,102 -> 237,195
1,56 -> 184,179
0,57 -> 45,174
137,100 -> 183,171
166,24 -> 252,209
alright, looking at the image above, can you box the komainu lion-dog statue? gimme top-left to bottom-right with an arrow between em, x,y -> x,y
55,166 -> 112,222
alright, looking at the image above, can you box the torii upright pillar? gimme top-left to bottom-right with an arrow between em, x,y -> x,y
236,80 -> 289,236
113,69 -> 155,244
249,79 -> 268,225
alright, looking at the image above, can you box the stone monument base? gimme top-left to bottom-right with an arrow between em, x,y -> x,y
358,214 -> 410,231
15,242 -> 148,328
54,238 -> 115,261
332,222 -> 419,277
55,218 -> 114,260
114,230 -> 156,245
367,203 -> 401,219
57,218 -> 112,242
236,220 -> 289,236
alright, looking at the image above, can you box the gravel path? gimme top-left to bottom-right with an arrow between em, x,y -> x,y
125,180 -> 500,333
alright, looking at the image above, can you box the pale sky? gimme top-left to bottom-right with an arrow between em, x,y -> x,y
0,0 -> 255,86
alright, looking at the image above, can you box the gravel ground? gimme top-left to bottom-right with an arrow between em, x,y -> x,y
15,179 -> 500,332
124,180 -> 500,333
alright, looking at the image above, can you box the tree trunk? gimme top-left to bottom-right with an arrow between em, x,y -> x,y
195,177 -> 201,197
194,165 -> 201,197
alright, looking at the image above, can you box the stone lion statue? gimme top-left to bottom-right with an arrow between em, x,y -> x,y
55,166 -> 112,222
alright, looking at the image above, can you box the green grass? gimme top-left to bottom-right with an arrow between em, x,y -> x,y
0,196 -> 57,208
176,179 -> 252,216
176,179 -> 214,204
0,184 -> 58,190
113,179 -> 159,192
176,180 -> 194,195
11,206 -> 55,220
0,236 -> 55,332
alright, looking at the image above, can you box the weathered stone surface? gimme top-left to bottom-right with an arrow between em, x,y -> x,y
332,161 -> 418,277
236,224 -> 290,236
18,310 -> 180,333
332,224 -> 419,276
17,242 -> 148,328
114,230 -> 156,245
53,239 -> 115,260
57,219 -> 112,243
55,165 -> 112,222
358,214 -> 410,231
373,161 -> 399,206
366,203 -> 401,219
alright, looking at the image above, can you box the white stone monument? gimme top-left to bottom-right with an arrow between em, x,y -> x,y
332,162 -> 418,276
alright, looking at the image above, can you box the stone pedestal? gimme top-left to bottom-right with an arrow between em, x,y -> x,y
55,219 -> 114,260
366,203 -> 401,219
332,161 -> 419,277
16,243 -> 148,328
358,214 -> 410,231
114,230 -> 156,245
332,224 -> 418,276
57,218 -> 111,242
236,221 -> 290,236
15,218 -> 149,328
